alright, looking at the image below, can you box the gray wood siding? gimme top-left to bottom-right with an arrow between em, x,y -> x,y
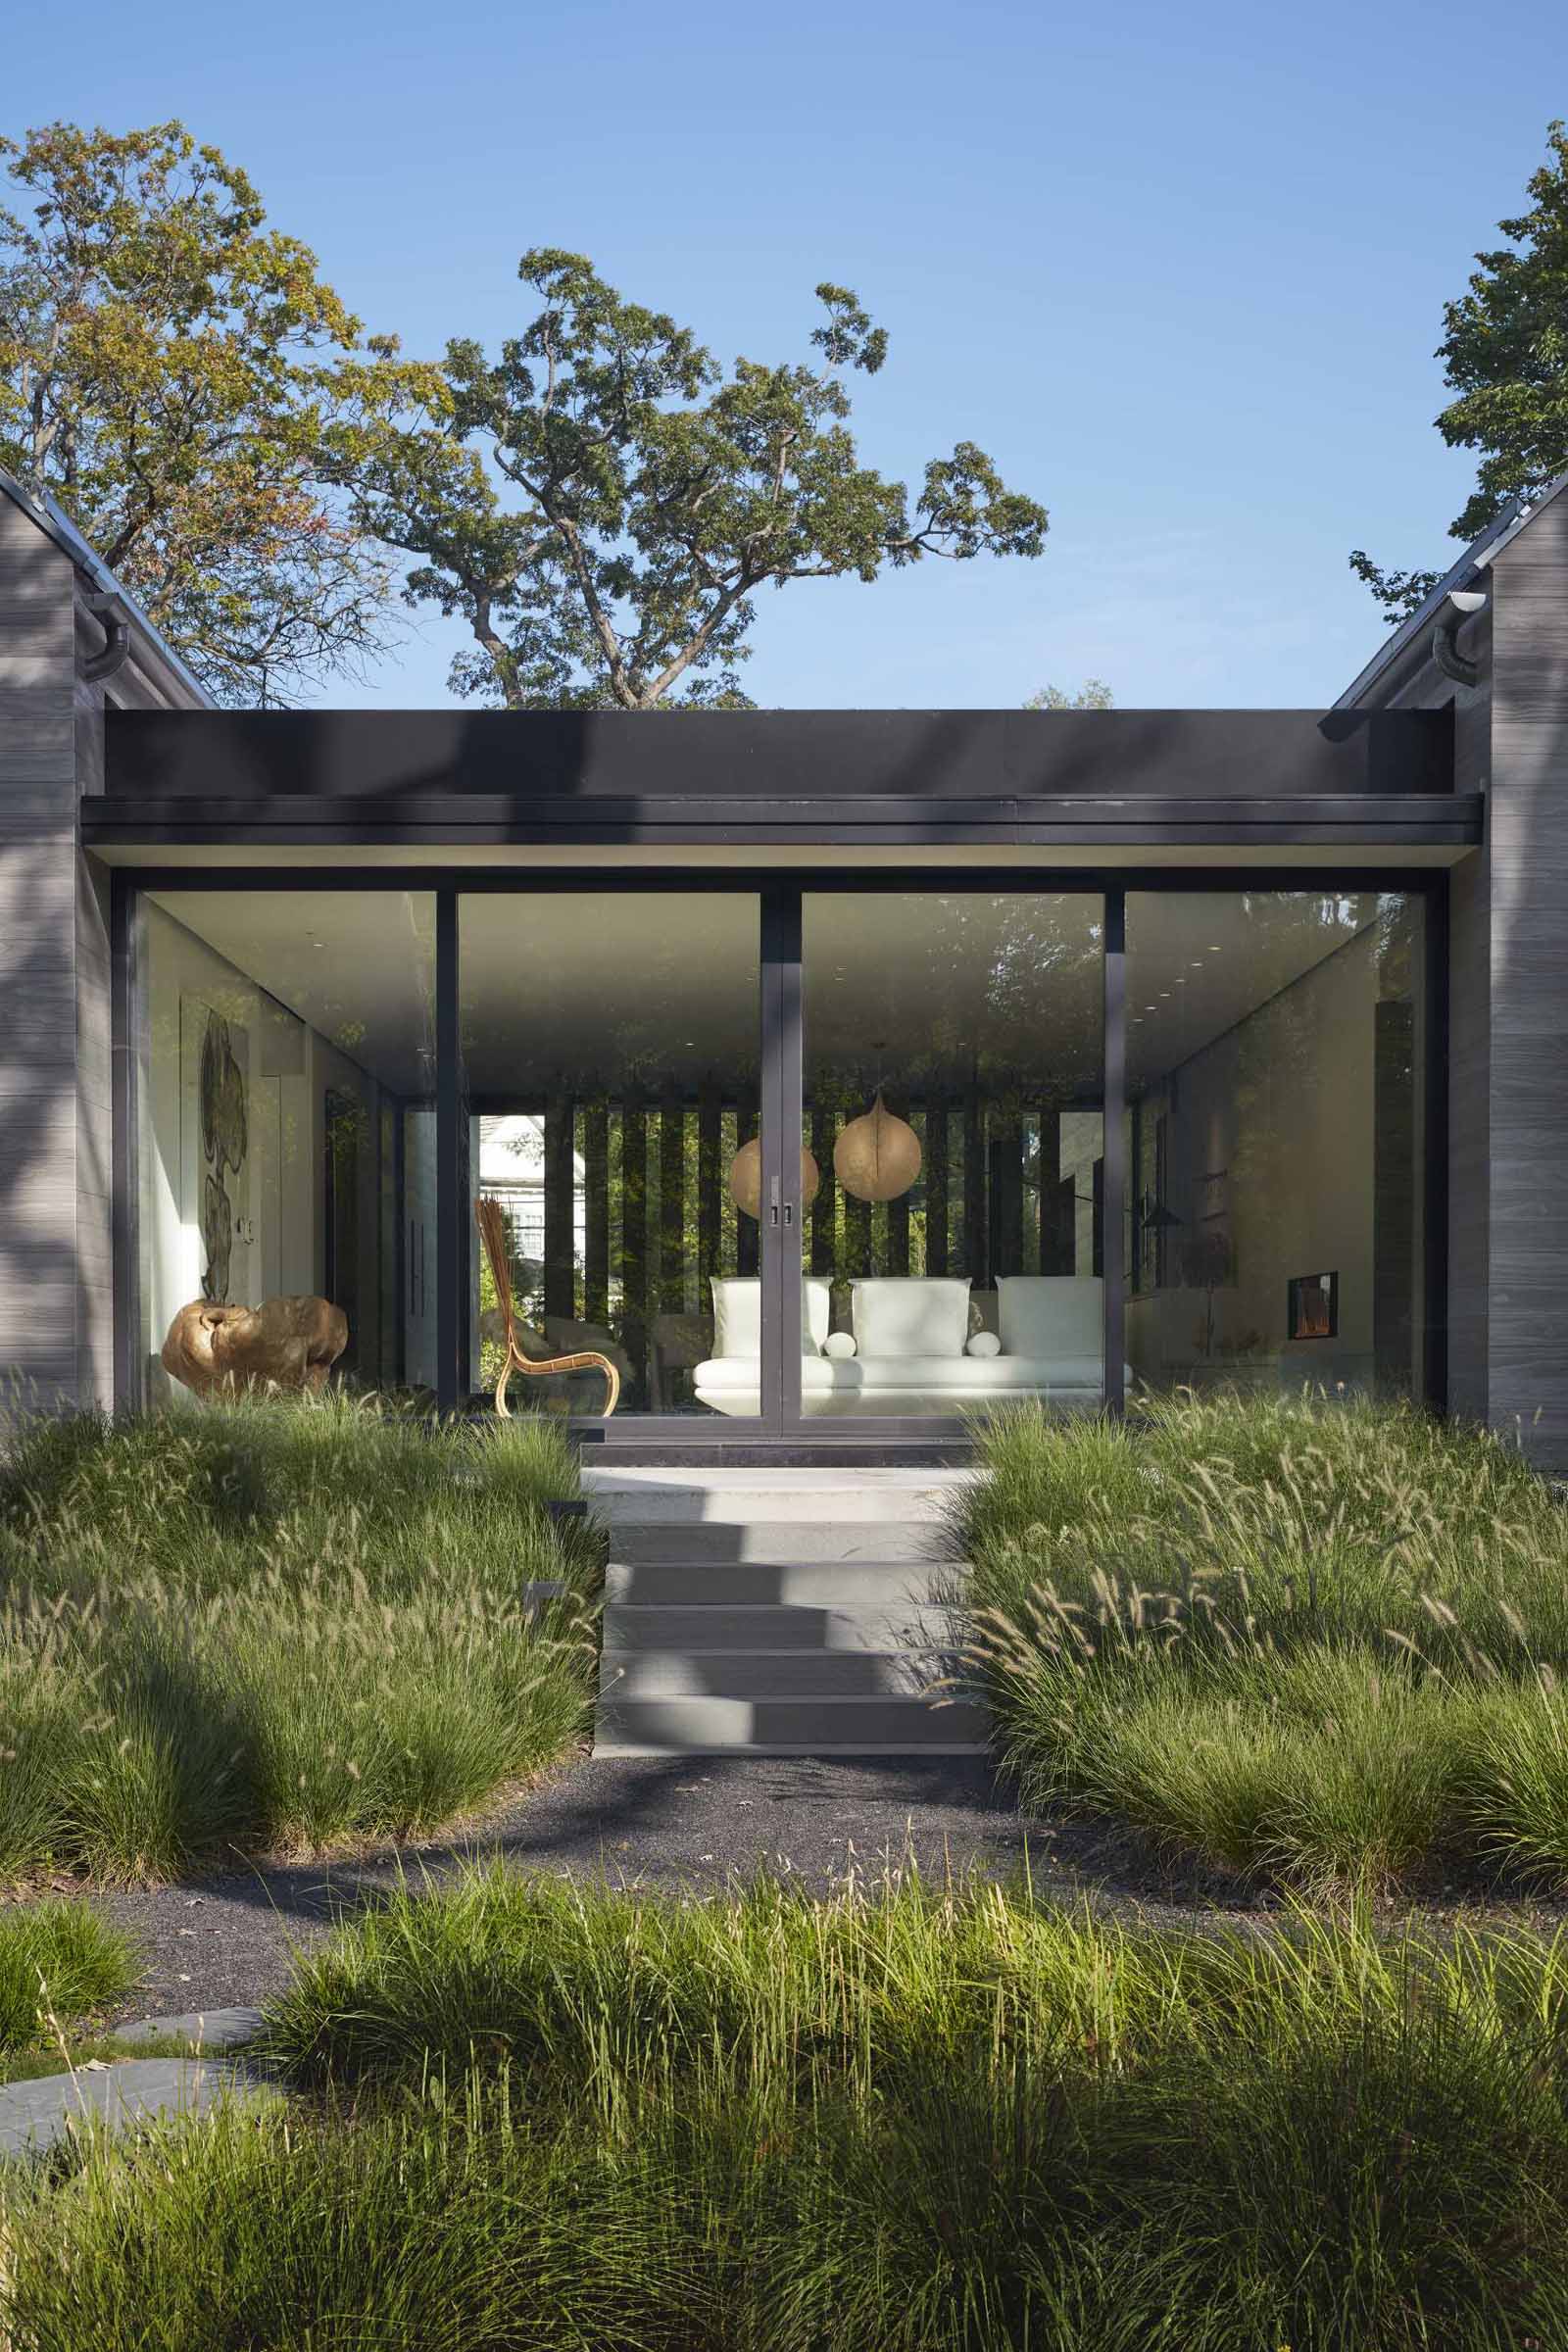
1377,612 -> 1491,1426
1487,496 -> 1568,1461
0,498 -> 81,1404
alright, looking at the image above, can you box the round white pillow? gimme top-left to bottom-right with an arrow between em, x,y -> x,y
965,1330 -> 1002,1358
822,1330 -> 858,1358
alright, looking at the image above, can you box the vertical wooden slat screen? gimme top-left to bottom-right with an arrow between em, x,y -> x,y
810,1102 -> 836,1277
697,1089 -> 721,1303
990,1119 -> 1023,1280
582,1102 -> 610,1325
886,1095 -> 911,1273
925,1094 -> 948,1272
621,1100 -> 648,1398
844,1187 -> 871,1278
962,1092 -> 986,1284
543,1102 -> 575,1319
660,1102 -> 685,1310
735,1104 -> 759,1275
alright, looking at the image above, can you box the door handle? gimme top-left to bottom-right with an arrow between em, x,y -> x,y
769,1176 -> 780,1228
783,1201 -> 795,1227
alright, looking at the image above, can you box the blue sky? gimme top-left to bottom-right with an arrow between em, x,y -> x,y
11,0 -> 1568,708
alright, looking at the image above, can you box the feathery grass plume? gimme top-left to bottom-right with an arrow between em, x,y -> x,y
957,1389 -> 1568,1890
0,1393 -> 599,1881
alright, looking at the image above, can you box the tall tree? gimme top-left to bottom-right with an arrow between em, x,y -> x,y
360,251 -> 1049,709
1352,121 -> 1568,625
0,121 -> 432,703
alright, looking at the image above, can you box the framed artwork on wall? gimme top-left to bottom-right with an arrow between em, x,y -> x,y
180,996 -> 250,1305
1288,1271 -> 1339,1340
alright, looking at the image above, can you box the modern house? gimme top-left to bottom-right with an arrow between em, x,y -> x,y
3,463 -> 1562,1467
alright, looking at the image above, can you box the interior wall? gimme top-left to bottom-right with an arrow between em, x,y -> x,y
138,901 -> 399,1400
1127,928 -> 1391,1390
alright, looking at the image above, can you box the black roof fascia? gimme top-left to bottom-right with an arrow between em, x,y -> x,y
80,791 -> 1481,851
104,706 -> 1454,808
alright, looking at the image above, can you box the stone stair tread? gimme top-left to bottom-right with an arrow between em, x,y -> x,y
589,1479 -> 983,1759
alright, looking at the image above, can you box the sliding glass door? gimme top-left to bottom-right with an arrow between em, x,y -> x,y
789,893 -> 1107,1420
459,892 -> 767,1418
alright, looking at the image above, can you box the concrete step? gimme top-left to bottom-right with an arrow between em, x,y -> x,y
600,1648 -> 952,1698
593,1691 -> 990,1755
583,1469 -> 975,1525
608,1521 -> 953,1566
605,1560 -> 962,1608
602,1600 -> 959,1652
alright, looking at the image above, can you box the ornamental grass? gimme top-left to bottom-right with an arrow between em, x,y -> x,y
957,1389 -> 1568,1891
0,1394 -> 598,1880
10,1869 -> 1568,2348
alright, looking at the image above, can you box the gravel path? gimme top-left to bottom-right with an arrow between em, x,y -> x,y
94,1751 -> 1256,2024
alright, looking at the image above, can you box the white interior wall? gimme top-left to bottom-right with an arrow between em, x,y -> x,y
140,902 -> 410,1399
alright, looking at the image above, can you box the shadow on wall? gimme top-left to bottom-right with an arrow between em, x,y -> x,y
0,834 -> 82,1409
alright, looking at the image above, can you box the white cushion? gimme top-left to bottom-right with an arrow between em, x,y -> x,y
997,1276 -> 1103,1360
965,1330 -> 1002,1358
710,1276 -> 832,1357
851,1276 -> 971,1359
822,1330 -> 857,1359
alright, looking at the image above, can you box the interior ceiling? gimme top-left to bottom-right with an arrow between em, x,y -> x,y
1124,892 -> 1391,1091
152,888 -> 1396,1107
153,891 -> 439,1096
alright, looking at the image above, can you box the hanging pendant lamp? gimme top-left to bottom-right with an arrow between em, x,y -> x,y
728,1138 -> 821,1221
834,1091 -> 921,1203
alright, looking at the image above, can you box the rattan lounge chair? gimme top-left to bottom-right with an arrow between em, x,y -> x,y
474,1196 -> 620,1417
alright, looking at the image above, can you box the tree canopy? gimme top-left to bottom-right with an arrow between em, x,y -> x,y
1022,678 -> 1113,710
359,250 -> 1049,709
0,121 -> 434,703
1352,120 -> 1568,625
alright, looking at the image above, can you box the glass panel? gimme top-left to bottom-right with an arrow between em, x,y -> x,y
1124,891 -> 1426,1399
800,894 -> 1104,1418
135,891 -> 438,1403
459,894 -> 761,1416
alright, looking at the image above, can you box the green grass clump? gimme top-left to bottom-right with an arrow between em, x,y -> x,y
0,1899 -> 138,2053
0,1395 -> 599,1880
12,1872 -> 1568,2347
957,1389 -> 1568,1890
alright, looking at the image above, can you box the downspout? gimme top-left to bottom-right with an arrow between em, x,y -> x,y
1431,588 -> 1487,689
82,590 -> 131,686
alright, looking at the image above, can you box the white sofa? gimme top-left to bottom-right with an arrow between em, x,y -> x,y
693,1275 -> 1125,1416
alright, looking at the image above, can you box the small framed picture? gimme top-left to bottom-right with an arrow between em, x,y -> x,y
1287,1272 -> 1338,1341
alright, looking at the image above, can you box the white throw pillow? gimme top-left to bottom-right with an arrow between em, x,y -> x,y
851,1276 -> 971,1360
965,1330 -> 1002,1358
710,1276 -> 832,1357
822,1330 -> 858,1359
996,1276 -> 1103,1360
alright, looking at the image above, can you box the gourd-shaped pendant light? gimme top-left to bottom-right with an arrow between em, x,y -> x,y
728,1138 -> 821,1221
834,1090 -> 921,1203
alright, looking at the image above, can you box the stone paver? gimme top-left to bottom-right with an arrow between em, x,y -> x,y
0,2054 -> 279,2160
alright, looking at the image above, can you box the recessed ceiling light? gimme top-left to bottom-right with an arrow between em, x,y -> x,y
1145,1004 -> 1156,1011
